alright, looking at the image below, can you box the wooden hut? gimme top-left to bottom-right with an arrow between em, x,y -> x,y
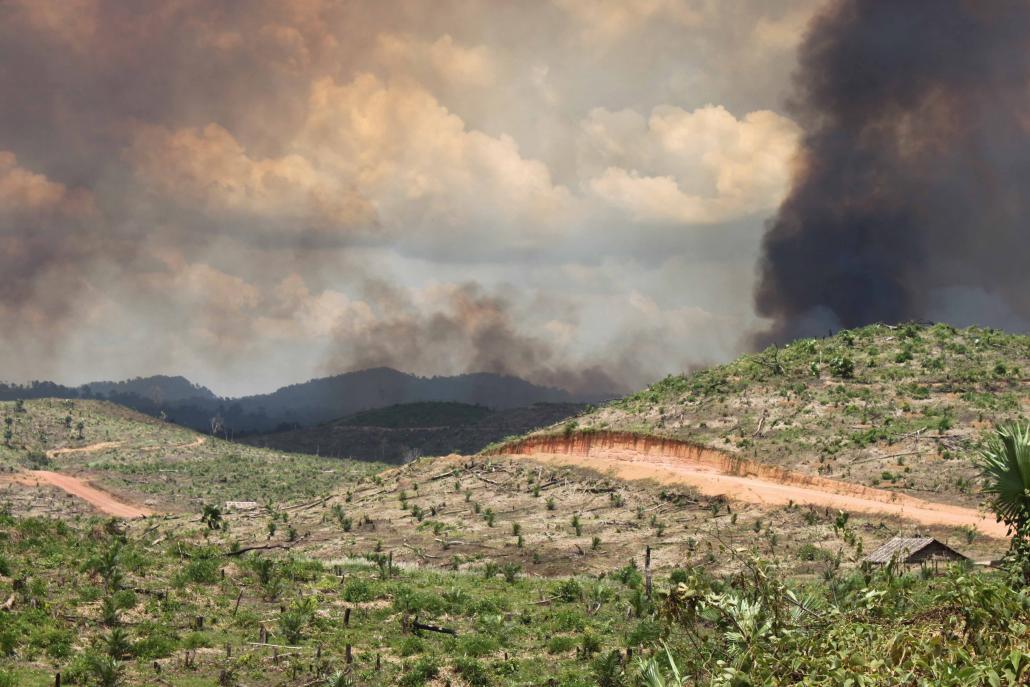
864,536 -> 970,571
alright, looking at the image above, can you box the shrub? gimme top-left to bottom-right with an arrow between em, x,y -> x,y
343,579 -> 374,603
828,355 -> 855,379
553,578 -> 583,602
593,649 -> 625,687
278,609 -> 307,644
175,556 -> 220,586
502,563 -> 521,583
797,544 -> 833,562
399,656 -> 439,687
547,635 -> 576,654
580,632 -> 602,657
454,656 -> 492,686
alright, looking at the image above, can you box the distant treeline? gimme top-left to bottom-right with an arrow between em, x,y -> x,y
0,368 -> 608,436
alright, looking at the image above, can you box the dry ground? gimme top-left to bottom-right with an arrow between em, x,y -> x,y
132,451 -> 1006,579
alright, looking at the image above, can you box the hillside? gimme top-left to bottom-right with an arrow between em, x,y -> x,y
158,450 -> 1004,577
242,401 -> 586,463
0,399 -> 380,516
0,368 -> 599,435
84,375 -> 218,403
511,323 -> 1030,508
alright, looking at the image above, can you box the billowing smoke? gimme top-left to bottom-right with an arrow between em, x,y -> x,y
0,0 -> 816,395
325,281 -> 627,396
754,0 -> 1030,344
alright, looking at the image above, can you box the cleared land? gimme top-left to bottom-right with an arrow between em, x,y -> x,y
0,399 -> 380,515
497,432 -> 1005,537
4,471 -> 151,518
520,324 -> 1030,508
1,325 -> 1029,686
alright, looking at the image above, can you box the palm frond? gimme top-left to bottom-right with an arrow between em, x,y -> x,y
978,423 -> 1030,527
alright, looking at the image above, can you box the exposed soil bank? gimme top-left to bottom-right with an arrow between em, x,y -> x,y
495,432 -> 1007,538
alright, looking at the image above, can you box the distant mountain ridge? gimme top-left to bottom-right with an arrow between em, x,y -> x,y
0,368 -> 607,434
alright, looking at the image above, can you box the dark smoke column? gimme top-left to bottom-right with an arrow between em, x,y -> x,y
754,0 -> 1030,344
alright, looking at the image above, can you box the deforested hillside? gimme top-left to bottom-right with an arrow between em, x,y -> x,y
514,324 -> 1030,506
0,399 -> 380,516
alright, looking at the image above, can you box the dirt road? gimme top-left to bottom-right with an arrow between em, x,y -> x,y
9,471 -> 152,518
46,441 -> 122,459
499,433 -> 1008,538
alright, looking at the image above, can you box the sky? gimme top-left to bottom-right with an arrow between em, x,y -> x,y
0,0 -> 823,397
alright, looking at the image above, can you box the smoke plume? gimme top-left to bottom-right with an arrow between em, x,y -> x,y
325,281 -> 627,396
754,0 -> 1030,343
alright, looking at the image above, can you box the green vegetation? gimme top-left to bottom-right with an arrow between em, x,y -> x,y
245,401 -> 586,464
0,508 -> 1027,686
978,422 -> 1030,584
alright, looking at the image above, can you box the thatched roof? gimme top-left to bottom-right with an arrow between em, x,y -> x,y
864,537 -> 969,564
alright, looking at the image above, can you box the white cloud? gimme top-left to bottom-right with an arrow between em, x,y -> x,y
580,104 -> 799,223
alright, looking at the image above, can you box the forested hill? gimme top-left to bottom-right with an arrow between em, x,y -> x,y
0,368 -> 604,435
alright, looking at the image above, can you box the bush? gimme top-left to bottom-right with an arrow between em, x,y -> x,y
343,579 -> 374,602
828,355 -> 855,379
454,656 -> 493,686
797,544 -> 833,562
547,635 -> 576,654
399,656 -> 439,687
175,556 -> 220,585
278,609 -> 307,644
133,624 -> 178,660
553,578 -> 583,602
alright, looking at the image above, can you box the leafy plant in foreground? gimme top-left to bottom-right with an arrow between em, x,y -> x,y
978,422 -> 1030,584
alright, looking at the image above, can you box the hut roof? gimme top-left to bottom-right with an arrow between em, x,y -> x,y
864,536 -> 969,564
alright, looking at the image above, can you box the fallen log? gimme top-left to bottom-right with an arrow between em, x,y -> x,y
413,617 -> 457,636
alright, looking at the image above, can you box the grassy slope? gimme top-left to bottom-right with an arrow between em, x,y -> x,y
525,323 -> 1030,507
0,399 -> 381,514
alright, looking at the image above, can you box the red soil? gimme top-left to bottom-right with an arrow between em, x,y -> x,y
495,432 -> 1007,538
6,471 -> 151,519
